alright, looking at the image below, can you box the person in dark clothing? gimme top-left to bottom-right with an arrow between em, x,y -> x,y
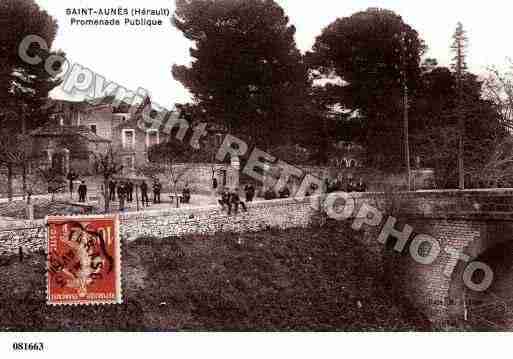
229,188 -> 247,215
324,178 -> 332,193
356,178 -> 367,192
347,179 -> 356,193
331,178 -> 341,193
279,186 -> 291,198
212,177 -> 218,190
77,181 -> 87,203
153,180 -> 162,204
117,183 -> 126,211
218,188 -> 231,212
264,188 -> 277,200
67,170 -> 78,198
109,180 -> 116,201
126,181 -> 134,202
140,181 -> 149,207
182,184 -> 191,204
244,184 -> 255,202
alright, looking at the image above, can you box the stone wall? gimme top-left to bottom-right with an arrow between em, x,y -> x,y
347,189 -> 513,325
0,219 -> 45,257
119,197 -> 317,241
2,188 -> 513,327
0,197 -> 319,256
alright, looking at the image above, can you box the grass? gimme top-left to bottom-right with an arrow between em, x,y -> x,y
0,221 -> 432,331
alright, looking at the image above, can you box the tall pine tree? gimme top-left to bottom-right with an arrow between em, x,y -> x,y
451,22 -> 468,189
172,0 -> 309,150
0,0 -> 65,199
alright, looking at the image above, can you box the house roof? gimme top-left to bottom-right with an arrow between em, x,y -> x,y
115,109 -> 181,133
31,125 -> 111,143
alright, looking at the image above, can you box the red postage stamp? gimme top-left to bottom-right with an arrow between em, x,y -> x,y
46,215 -> 122,305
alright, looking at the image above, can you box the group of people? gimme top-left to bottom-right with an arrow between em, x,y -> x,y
325,177 -> 367,194
108,180 -> 134,211
218,187 -> 248,215
263,186 -> 291,200
108,178 -> 162,210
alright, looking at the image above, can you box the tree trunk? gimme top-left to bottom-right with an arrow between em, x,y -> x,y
7,164 -> 13,202
174,182 -> 180,208
104,178 -> 110,213
22,164 -> 27,201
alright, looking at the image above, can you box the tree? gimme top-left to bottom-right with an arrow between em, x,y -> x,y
410,65 -> 506,188
93,147 -> 124,213
483,59 -> 513,132
0,130 -> 39,201
146,142 -> 201,208
479,137 -> 513,188
172,0 -> 309,149
0,0 -> 64,130
451,21 -> 469,189
0,0 -> 65,198
307,8 -> 426,169
33,166 -> 66,202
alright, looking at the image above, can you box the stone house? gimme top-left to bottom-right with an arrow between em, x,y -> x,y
32,97 -> 175,174
30,124 -> 110,174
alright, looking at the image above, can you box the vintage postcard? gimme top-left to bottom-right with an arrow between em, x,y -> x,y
46,215 -> 121,305
1,0 -> 513,357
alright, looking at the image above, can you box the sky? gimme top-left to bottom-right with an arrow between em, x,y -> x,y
35,0 -> 513,109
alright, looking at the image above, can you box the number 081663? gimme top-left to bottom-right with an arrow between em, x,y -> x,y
12,342 -> 44,351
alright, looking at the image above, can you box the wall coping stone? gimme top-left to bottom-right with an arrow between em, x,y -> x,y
119,197 -> 315,220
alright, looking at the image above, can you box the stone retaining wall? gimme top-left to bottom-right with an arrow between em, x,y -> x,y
0,197 -> 319,255
3,189 -> 513,326
119,197 -> 317,241
0,219 -> 45,256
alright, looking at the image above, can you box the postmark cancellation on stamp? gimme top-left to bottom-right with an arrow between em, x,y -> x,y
46,215 -> 122,305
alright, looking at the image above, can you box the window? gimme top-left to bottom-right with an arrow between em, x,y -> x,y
124,155 -> 135,170
146,129 -> 159,148
115,114 -> 129,122
122,129 -> 136,149
90,124 -> 97,134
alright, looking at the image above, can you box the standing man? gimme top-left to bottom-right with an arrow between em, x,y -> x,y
229,188 -> 247,215
140,180 -> 149,207
218,187 -> 231,213
117,182 -> 126,211
182,183 -> 191,204
153,179 -> 162,204
78,181 -> 87,203
127,180 -> 134,203
212,176 -> 218,191
109,180 -> 116,201
347,178 -> 356,193
244,184 -> 255,202
356,178 -> 367,192
66,170 -> 78,199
